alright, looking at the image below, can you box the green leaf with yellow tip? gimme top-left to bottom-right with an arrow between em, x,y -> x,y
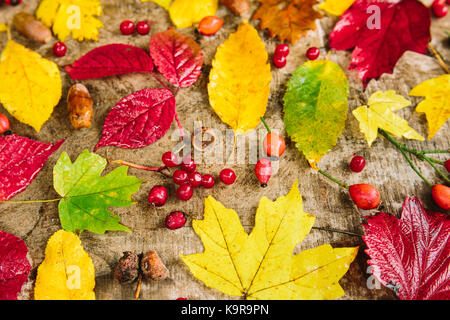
283,60 -> 349,169
53,150 -> 143,234
181,180 -> 358,300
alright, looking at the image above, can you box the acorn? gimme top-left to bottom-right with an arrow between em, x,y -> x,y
114,251 -> 139,283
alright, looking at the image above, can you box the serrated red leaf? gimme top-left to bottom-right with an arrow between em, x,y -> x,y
64,44 -> 154,80
0,230 -> 31,300
363,197 -> 450,300
150,28 -> 204,88
329,0 -> 431,85
95,88 -> 176,150
0,135 -> 64,201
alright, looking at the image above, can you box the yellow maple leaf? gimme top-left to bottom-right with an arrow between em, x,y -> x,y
409,74 -> 450,139
36,0 -> 103,42
0,40 -> 61,132
35,230 -> 95,300
353,90 -> 424,146
141,0 -> 172,10
181,180 -> 358,300
169,0 -> 218,28
208,21 -> 272,134
318,0 -> 355,16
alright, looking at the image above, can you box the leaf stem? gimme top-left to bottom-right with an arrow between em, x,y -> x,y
134,274 -> 142,300
151,72 -> 170,91
428,43 -> 450,74
312,226 -> 362,237
110,160 -> 170,177
174,112 -> 185,141
1,198 -> 62,204
260,117 -> 271,133
318,170 -> 349,189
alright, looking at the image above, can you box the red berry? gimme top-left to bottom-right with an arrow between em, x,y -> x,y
255,158 -> 272,187
201,174 -> 215,189
120,20 -> 135,35
306,47 -> 320,60
53,42 -> 67,57
136,21 -> 150,35
263,132 -> 285,157
198,16 -> 223,36
445,159 -> 450,172
273,54 -> 287,68
349,184 -> 380,210
432,0 -> 448,17
188,172 -> 203,188
4,0 -> 22,6
162,151 -> 180,168
165,211 -> 186,230
219,169 -> 236,185
432,184 -> 450,210
148,185 -> 168,207
177,184 -> 193,201
275,43 -> 289,57
0,114 -> 10,134
173,170 -> 189,185
181,157 -> 196,173
176,297 -> 187,300
349,155 -> 366,173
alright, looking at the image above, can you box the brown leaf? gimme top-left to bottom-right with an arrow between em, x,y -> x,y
221,0 -> 249,16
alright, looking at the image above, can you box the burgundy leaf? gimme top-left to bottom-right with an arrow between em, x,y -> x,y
329,0 -> 431,85
0,230 -> 31,300
95,88 -> 176,150
64,44 -> 154,80
150,28 -> 204,88
363,197 -> 450,300
0,135 -> 64,201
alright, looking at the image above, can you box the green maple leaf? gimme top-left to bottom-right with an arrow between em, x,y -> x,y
53,150 -> 143,234
283,60 -> 349,169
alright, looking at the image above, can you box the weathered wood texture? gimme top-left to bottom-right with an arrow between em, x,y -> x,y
0,0 -> 448,300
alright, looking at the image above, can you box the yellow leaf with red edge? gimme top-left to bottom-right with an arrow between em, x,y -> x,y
0,40 -> 61,132
181,180 -> 358,300
208,21 -> 272,133
34,230 -> 95,300
36,0 -> 103,41
169,0 -> 218,28
318,0 -> 355,16
409,74 -> 450,139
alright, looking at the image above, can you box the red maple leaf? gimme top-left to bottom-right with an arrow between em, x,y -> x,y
329,0 -> 431,85
0,231 -> 31,300
363,197 -> 450,300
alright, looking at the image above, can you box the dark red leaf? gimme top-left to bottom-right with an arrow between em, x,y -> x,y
64,44 -> 154,80
329,0 -> 431,85
363,197 -> 450,300
0,135 -> 64,201
150,28 -> 204,88
95,88 -> 176,150
0,230 -> 31,300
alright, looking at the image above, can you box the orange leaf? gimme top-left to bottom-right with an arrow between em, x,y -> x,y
252,0 -> 322,44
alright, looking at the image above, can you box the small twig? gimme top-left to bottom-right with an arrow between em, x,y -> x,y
424,157 -> 450,184
110,160 -> 170,177
428,43 -> 450,74
312,226 -> 362,237
134,274 -> 142,300
318,170 -> 349,189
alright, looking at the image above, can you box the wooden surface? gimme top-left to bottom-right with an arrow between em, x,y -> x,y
0,0 -> 448,300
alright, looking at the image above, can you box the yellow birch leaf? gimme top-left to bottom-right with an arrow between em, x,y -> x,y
141,0 -> 172,10
208,22 -> 272,134
36,0 -> 103,42
0,23 -> 7,32
0,40 -> 62,132
353,90 -> 424,146
181,180 -> 358,300
169,0 -> 218,28
34,230 -> 95,300
409,74 -> 450,139
318,0 -> 355,16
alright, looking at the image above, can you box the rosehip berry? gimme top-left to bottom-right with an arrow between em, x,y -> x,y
0,113 -> 10,134
198,16 -> 223,36
136,21 -> 150,35
349,184 -> 380,210
177,184 -> 193,201
275,43 -> 289,57
188,172 -> 203,188
148,185 -> 168,207
176,297 -> 187,300
273,54 -> 287,68
432,0 -> 448,17
201,174 -> 215,189
53,42 -> 67,57
162,151 -> 180,168
165,211 -> 187,230
220,168 -> 236,185
349,155 -> 366,173
263,132 -> 285,157
173,170 -> 189,185
181,157 -> 196,173
306,47 -> 320,60
445,159 -> 450,172
432,184 -> 450,210
255,158 -> 272,188
120,20 -> 135,35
